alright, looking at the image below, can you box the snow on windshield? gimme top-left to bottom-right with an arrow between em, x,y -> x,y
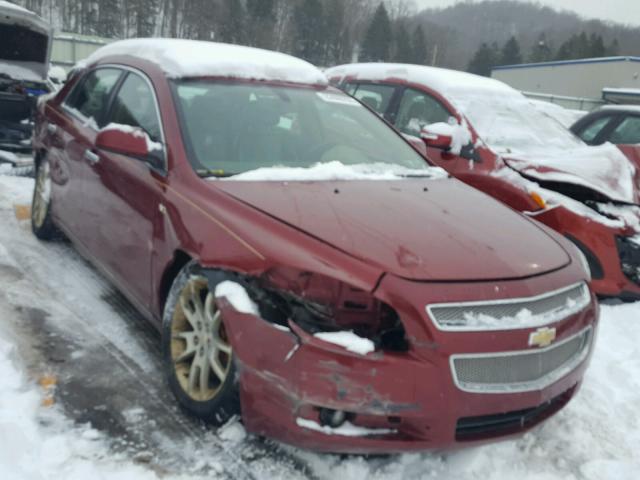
220,161 -> 447,182
450,90 -> 584,152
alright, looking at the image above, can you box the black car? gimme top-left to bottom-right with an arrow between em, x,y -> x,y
0,2 -> 52,160
571,105 -> 640,146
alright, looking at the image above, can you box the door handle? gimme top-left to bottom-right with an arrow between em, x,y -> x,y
84,149 -> 100,165
47,124 -> 57,135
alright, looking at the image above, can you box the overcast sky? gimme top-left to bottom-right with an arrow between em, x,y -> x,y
412,0 -> 640,26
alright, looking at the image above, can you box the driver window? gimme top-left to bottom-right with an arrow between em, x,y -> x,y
396,88 -> 450,136
609,116 -> 640,145
65,68 -> 122,127
108,73 -> 162,141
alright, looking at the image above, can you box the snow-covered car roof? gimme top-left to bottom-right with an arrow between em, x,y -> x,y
325,63 -> 515,98
84,38 -> 328,86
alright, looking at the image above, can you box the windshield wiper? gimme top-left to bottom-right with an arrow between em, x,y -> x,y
197,169 -> 237,178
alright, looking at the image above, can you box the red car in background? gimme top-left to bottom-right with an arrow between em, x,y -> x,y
571,105 -> 640,169
327,63 -> 640,301
32,40 -> 596,453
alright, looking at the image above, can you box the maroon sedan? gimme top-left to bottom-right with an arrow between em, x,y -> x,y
32,39 -> 596,453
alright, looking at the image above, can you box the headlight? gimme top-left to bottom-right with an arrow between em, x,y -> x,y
257,267 -> 408,351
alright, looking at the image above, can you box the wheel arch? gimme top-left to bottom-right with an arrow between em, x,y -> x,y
158,249 -> 193,315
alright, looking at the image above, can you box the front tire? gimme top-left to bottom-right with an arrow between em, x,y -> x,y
31,157 -> 57,240
162,262 -> 240,424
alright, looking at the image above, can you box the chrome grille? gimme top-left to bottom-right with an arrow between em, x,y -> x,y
451,327 -> 591,393
428,282 -> 590,331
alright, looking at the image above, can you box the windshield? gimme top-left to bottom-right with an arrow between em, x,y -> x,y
451,91 -> 584,152
173,81 -> 433,178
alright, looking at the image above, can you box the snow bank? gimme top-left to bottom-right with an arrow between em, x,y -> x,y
313,331 -> 375,355
86,38 -> 327,85
214,281 -> 260,316
296,418 -> 394,437
218,161 -> 448,182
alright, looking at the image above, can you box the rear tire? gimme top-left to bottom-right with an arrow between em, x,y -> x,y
162,262 -> 240,425
31,157 -> 57,240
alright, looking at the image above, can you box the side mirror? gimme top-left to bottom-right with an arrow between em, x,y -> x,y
420,123 -> 454,150
96,124 -> 164,170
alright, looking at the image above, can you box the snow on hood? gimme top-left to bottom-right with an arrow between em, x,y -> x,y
504,143 -> 637,204
86,38 -> 327,85
216,161 -> 448,182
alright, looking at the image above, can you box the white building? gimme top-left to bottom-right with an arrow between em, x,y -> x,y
492,56 -> 640,110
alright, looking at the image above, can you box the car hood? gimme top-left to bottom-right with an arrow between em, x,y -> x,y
0,2 -> 52,82
214,178 -> 571,281
503,143 -> 638,204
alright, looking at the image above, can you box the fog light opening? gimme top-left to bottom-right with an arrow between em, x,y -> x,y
318,408 -> 349,428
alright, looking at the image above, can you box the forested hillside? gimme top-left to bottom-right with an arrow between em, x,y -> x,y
10,0 -> 640,72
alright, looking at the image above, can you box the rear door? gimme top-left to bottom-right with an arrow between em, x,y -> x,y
49,67 -> 123,240
81,69 -> 167,311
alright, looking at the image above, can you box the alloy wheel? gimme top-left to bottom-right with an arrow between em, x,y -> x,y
170,277 -> 232,402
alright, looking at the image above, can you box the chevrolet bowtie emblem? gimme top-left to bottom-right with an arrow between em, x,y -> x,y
529,327 -> 556,348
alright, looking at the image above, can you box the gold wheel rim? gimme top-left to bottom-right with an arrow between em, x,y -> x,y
171,277 -> 232,402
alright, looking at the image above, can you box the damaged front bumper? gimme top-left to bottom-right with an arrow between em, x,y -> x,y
528,204 -> 640,300
214,266 -> 597,453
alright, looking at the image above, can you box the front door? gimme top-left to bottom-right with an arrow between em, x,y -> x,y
82,70 -> 166,311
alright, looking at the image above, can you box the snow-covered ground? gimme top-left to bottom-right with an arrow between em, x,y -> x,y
0,174 -> 639,480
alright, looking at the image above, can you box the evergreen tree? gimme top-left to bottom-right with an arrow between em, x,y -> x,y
220,0 -> 245,44
529,33 -> 553,63
360,3 -> 393,62
393,23 -> 413,63
323,0 -> 348,65
293,0 -> 325,64
411,25 -> 427,64
608,38 -> 620,56
467,42 -> 499,76
246,0 -> 274,21
589,33 -> 606,57
500,36 -> 522,65
97,0 -> 122,38
556,31 -> 599,60
246,0 -> 275,47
